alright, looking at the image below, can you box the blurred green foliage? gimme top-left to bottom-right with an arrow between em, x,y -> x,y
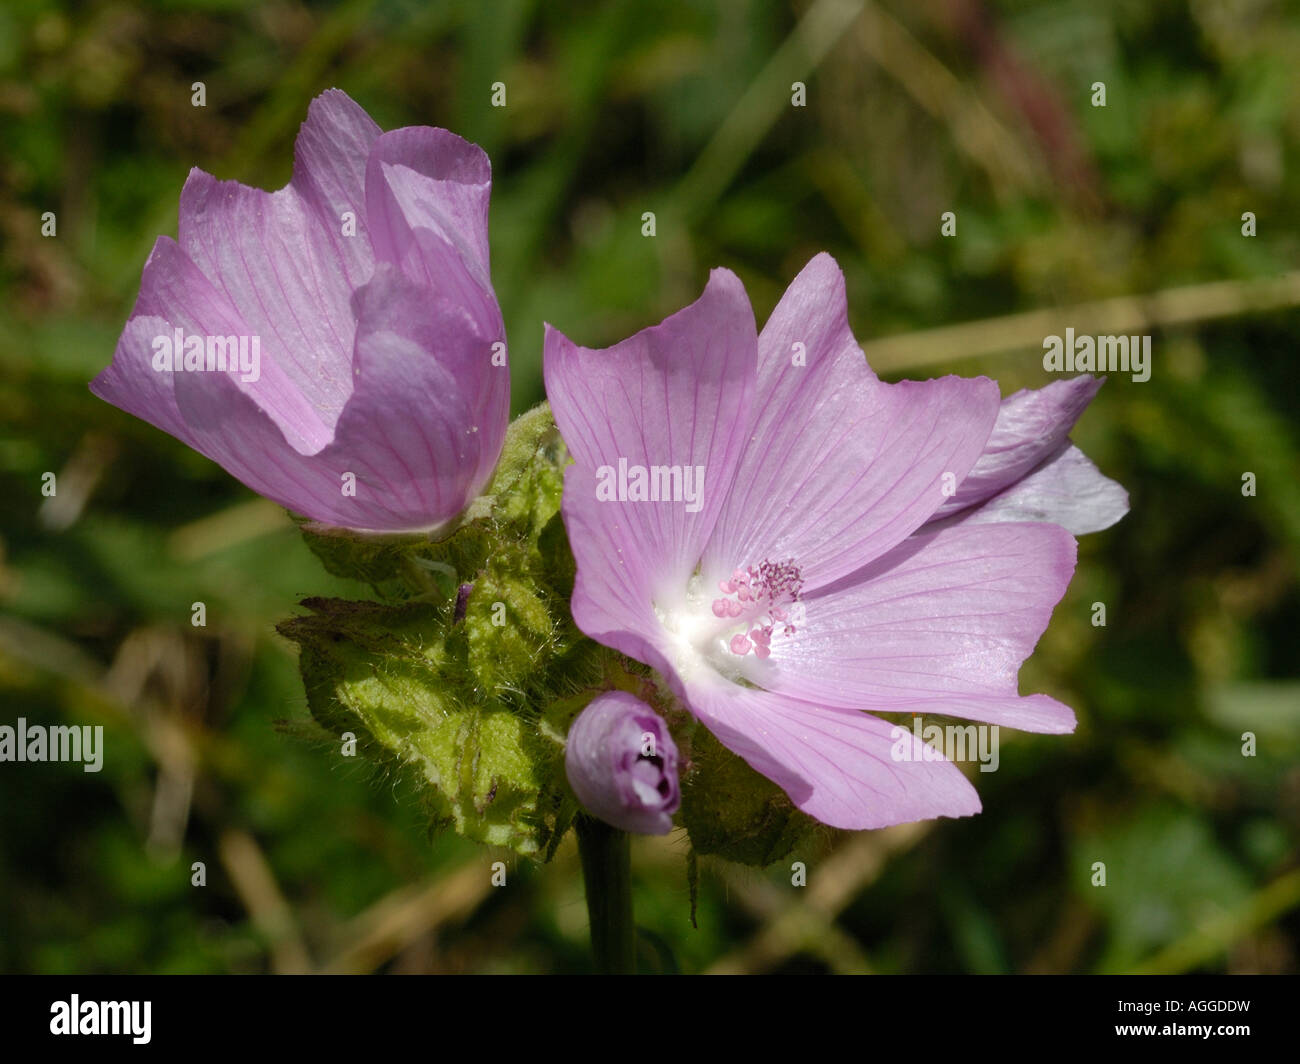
1,0 -> 1297,973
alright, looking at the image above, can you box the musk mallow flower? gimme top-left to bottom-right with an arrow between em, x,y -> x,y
91,90 -> 507,533
544,253 -> 1128,831
565,691 -> 681,835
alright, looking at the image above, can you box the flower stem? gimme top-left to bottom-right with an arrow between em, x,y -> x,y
575,815 -> 636,974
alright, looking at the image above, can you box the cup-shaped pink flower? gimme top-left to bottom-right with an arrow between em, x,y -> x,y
91,90 -> 508,533
565,692 -> 681,835
544,253 -> 1127,830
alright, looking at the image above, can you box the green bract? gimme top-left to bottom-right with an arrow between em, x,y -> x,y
680,723 -> 821,867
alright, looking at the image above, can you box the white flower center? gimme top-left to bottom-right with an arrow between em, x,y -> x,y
654,559 -> 803,686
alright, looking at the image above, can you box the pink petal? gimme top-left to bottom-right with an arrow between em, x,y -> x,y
289,89 -> 383,292
703,254 -> 1001,593
930,375 -> 1102,522
684,680 -> 981,830
557,466 -> 683,673
364,127 -> 500,338
161,263 -> 499,531
943,442 -> 1129,535
544,268 -> 757,601
91,242 -> 347,524
96,236 -> 332,455
767,521 -> 1079,733
314,264 -> 505,529
89,250 -> 197,449
91,240 -> 349,524
176,95 -> 382,434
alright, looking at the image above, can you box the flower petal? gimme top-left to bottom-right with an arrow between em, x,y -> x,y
89,245 -> 199,448
545,268 -> 757,603
766,521 -> 1079,732
160,263 -> 498,531
703,254 -> 1001,592
91,237 -> 353,520
316,264 -> 504,530
175,91 -> 384,435
364,127 -> 500,338
289,89 -> 383,292
944,442 -> 1129,535
556,469 -> 682,672
930,374 -> 1103,522
100,236 -> 334,454
683,680 -> 981,830
178,169 -> 363,434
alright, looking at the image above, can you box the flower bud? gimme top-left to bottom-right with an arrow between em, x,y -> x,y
565,692 -> 680,835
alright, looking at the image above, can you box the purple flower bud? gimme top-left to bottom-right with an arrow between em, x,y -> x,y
565,692 -> 680,835
91,90 -> 508,534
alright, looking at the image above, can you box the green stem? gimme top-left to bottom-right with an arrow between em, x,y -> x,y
575,815 -> 636,974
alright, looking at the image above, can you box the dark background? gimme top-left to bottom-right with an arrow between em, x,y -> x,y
1,0 -> 1298,973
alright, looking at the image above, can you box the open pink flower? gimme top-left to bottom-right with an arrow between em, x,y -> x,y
544,253 -> 1126,830
91,90 -> 507,533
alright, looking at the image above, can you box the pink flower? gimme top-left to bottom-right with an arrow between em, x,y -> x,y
544,253 -> 1126,830
91,90 -> 507,533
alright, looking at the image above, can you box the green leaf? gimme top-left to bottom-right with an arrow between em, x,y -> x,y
278,596 -> 571,858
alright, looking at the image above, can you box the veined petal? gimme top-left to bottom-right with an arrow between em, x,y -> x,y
161,265 -> 497,532
767,521 -> 1078,733
943,442 -> 1129,536
90,237 -> 207,448
95,248 -> 352,519
364,127 -> 500,338
289,88 -> 383,292
683,680 -> 981,830
559,468 -> 684,675
930,374 -> 1103,522
703,255 -> 1001,592
315,264 -> 504,530
544,268 -> 757,602
97,236 -> 332,455
177,94 -> 383,432
91,313 -> 193,446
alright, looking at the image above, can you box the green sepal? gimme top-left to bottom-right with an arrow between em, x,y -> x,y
677,723 -> 821,867
275,405 -> 610,859
464,552 -> 557,698
298,525 -> 412,589
477,401 -> 568,539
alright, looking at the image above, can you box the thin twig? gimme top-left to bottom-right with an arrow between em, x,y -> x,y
319,860 -> 495,974
218,828 -> 313,975
861,271 -> 1300,373
705,822 -> 928,974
